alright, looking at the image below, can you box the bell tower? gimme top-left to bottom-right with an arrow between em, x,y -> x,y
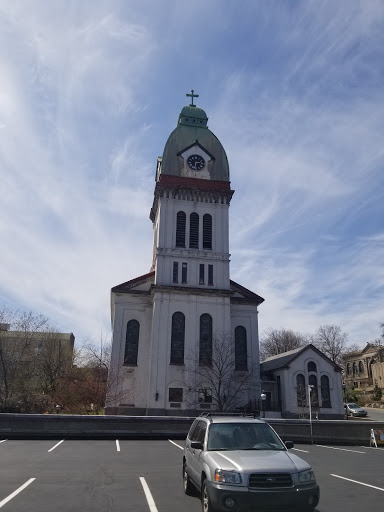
150,91 -> 234,291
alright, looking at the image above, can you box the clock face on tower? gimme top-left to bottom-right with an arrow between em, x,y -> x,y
187,154 -> 205,170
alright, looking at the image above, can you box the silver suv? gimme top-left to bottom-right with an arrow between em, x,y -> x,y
183,414 -> 319,512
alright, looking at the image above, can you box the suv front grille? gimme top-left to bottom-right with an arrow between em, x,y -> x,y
249,473 -> 293,488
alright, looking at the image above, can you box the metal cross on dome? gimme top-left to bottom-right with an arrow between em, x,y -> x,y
186,89 -> 199,106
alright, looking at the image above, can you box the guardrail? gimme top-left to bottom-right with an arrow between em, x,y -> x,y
1,413 -> 384,445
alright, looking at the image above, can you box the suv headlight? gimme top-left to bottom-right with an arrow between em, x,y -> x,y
297,470 -> 316,484
215,469 -> 242,485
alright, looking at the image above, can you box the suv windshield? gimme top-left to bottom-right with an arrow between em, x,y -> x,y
207,422 -> 286,451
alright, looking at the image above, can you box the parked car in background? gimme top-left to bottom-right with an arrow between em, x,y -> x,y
183,414 -> 320,512
344,403 -> 368,417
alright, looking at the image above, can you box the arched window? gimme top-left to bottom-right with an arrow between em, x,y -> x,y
235,326 -> 247,371
124,320 -> 140,366
359,361 -> 364,373
203,214 -> 212,250
308,361 -> 317,372
320,375 -> 331,407
170,312 -> 185,365
353,362 -> 357,375
189,213 -> 199,248
296,374 -> 306,406
346,363 -> 351,375
309,375 -> 319,407
176,211 -> 186,247
199,314 -> 212,366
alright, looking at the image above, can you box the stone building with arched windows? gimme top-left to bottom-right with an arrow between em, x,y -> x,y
105,96 -> 264,415
260,344 -> 344,419
343,343 -> 384,392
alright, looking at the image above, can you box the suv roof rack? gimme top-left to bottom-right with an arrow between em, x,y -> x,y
199,412 -> 259,419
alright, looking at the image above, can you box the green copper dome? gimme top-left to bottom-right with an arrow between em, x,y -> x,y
161,102 -> 230,182
178,105 -> 208,127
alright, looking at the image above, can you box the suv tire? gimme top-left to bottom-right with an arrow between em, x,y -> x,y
202,480 -> 214,512
183,462 -> 195,496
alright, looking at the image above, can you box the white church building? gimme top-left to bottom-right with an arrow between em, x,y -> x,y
105,92 -> 265,415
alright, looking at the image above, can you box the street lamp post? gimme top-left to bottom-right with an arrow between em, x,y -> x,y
261,393 -> 267,418
307,385 -> 314,444
342,382 -> 347,420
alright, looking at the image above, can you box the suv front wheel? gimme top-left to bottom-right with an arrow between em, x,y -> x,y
202,480 -> 214,512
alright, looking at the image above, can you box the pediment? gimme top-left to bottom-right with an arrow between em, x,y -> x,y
229,280 -> 264,305
177,142 -> 215,180
111,271 -> 155,293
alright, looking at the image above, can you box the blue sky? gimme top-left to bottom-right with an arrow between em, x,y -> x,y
1,0 -> 383,346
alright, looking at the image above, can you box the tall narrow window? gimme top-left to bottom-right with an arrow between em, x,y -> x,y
189,212 -> 199,248
199,314 -> 212,366
208,265 -> 214,285
309,375 -> 319,407
181,263 -> 187,283
203,214 -> 212,249
235,326 -> 248,371
124,320 -> 140,366
176,211 -> 186,247
170,312 -> 185,365
321,375 -> 331,408
296,374 -> 305,406
199,264 -> 205,285
173,262 -> 179,283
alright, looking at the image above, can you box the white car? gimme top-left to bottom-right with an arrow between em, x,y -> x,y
344,402 -> 367,417
183,414 -> 320,512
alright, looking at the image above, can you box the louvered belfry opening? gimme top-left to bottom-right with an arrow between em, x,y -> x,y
176,211 -> 186,247
189,212 -> 199,248
203,214 -> 212,249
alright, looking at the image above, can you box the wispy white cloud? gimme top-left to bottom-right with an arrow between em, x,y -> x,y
0,0 -> 383,347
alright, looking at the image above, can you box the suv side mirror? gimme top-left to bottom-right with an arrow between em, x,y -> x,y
191,441 -> 204,450
285,441 -> 294,449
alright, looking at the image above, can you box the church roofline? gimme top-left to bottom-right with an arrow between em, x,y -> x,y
229,279 -> 264,305
111,271 -> 155,293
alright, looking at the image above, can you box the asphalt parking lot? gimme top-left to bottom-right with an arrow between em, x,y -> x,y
0,438 -> 383,511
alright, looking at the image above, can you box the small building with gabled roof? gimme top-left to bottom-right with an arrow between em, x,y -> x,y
260,344 -> 344,419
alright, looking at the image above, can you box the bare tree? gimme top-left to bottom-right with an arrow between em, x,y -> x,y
182,331 -> 256,413
259,329 -> 309,361
80,335 -> 111,414
313,324 -> 348,365
82,333 -> 137,414
341,343 -> 362,360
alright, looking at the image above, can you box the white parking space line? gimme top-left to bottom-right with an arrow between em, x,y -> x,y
116,440 -> 120,452
292,448 -> 309,453
168,439 -> 183,450
0,478 -> 36,508
48,439 -> 64,452
139,477 -> 159,512
316,445 -> 365,454
331,474 -> 384,492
